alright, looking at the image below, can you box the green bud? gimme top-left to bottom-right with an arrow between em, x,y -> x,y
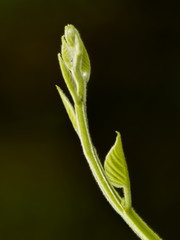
59,24 -> 91,102
63,24 -> 91,83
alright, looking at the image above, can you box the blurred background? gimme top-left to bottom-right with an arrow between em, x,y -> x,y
0,0 -> 180,239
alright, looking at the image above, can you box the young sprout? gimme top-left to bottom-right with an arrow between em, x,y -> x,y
56,24 -> 163,240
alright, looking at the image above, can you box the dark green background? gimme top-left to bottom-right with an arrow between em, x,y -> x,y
0,0 -> 179,239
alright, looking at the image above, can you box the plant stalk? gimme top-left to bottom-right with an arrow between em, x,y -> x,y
75,103 -> 162,240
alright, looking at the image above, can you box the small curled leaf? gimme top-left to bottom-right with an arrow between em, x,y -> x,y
104,132 -> 130,189
61,36 -> 74,70
81,46 -> 91,82
58,54 -> 78,101
64,24 -> 78,47
56,85 -> 78,134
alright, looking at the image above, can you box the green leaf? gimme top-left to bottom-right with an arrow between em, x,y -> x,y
61,36 -> 74,70
64,24 -> 77,47
56,85 -> 78,133
58,54 -> 78,100
81,47 -> 91,82
104,131 -> 130,189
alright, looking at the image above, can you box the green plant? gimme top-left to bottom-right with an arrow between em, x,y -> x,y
56,24 -> 163,240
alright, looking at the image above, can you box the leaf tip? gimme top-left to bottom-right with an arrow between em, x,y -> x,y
115,130 -> 120,136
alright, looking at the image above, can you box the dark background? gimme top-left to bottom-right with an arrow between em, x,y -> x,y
0,0 -> 180,239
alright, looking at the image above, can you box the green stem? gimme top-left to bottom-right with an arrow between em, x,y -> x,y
75,103 -> 162,240
75,103 -> 124,213
124,209 -> 162,240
